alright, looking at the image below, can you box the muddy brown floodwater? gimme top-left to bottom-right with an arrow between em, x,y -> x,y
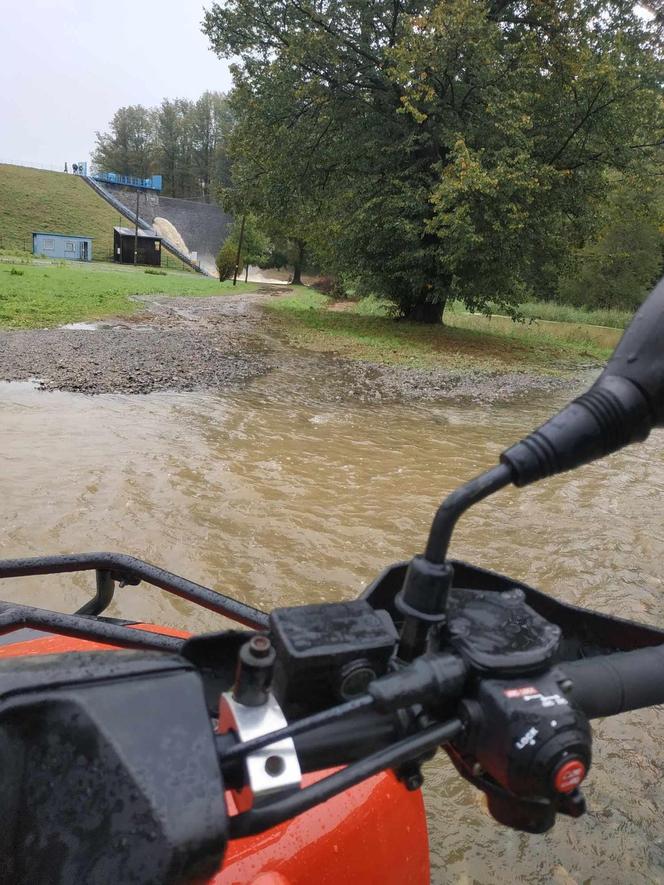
1,354 -> 664,884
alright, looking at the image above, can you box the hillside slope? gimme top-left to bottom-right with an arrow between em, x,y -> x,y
0,164 -> 129,257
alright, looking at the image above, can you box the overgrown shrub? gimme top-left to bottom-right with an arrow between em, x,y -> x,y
558,216 -> 663,311
216,239 -> 242,280
310,275 -> 346,296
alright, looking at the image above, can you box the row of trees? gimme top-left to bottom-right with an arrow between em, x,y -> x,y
93,92 -> 231,201
203,0 -> 664,320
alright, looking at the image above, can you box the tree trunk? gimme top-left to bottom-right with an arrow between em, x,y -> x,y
291,240 -> 305,285
245,265 -> 249,283
405,299 -> 446,324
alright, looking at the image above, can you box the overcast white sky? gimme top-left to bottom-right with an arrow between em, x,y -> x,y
0,0 -> 232,169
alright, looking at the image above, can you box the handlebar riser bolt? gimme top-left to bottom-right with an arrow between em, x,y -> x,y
249,635 -> 272,658
399,763 -> 424,791
233,635 -> 276,706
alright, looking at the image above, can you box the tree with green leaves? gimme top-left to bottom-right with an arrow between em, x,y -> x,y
558,172 -> 664,310
216,215 -> 271,281
217,68 -> 327,286
191,92 -> 233,203
238,215 -> 271,281
94,92 -> 233,201
93,105 -> 156,179
156,98 -> 193,196
204,0 -> 664,322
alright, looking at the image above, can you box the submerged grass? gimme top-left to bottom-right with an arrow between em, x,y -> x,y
0,260 -> 255,328
266,288 -> 615,375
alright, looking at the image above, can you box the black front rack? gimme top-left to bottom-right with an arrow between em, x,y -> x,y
0,552 -> 268,652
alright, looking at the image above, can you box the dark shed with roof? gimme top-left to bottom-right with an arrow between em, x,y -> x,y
113,227 -> 162,266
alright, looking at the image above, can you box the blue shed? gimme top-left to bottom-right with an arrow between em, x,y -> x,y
32,232 -> 93,262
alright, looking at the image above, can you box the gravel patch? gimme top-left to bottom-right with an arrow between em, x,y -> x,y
0,293 -> 577,400
0,325 -> 270,394
342,362 -> 571,403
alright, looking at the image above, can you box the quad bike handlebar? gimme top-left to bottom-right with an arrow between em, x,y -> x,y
1,559 -> 664,885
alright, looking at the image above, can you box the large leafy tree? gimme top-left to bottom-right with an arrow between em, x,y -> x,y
156,98 -> 194,196
94,92 -> 233,201
218,68 -> 329,284
558,170 -> 664,310
93,105 -> 156,179
191,92 -> 233,202
204,0 -> 664,321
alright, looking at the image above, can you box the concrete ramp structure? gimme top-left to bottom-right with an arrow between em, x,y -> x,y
83,177 -> 232,278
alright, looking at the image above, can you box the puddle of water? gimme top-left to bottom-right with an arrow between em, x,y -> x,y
0,377 -> 663,883
60,322 -> 100,331
0,379 -> 43,393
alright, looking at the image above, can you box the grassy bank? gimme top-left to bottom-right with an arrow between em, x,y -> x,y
0,260 -> 255,328
353,293 -> 631,330
0,164 -> 193,270
0,165 -> 130,257
266,288 -> 617,375
509,301 -> 632,329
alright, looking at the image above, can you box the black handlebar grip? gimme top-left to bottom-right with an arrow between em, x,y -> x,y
562,645 -> 664,719
500,271 -> 664,487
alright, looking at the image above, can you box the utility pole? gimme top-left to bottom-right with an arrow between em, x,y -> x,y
232,214 -> 246,287
134,188 -> 140,266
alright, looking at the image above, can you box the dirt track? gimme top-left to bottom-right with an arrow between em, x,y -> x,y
0,291 -> 570,400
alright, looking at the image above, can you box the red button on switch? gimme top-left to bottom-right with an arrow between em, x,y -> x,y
553,759 -> 586,794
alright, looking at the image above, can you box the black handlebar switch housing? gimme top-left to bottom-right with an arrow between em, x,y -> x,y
451,670 -> 591,833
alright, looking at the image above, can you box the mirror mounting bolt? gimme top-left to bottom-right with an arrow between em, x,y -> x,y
396,555 -> 454,661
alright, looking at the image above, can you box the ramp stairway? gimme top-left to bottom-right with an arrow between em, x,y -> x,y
83,176 -> 214,277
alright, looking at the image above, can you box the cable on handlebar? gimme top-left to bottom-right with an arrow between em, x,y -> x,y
216,693 -> 375,765
228,718 -> 463,839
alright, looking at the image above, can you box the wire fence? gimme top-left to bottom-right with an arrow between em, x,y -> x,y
0,158 -> 67,173
0,237 -> 194,273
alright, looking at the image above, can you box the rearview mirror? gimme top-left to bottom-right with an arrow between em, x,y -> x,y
501,275 -> 664,486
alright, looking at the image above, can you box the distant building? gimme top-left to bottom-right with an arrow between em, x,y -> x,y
32,231 -> 93,261
113,227 -> 162,266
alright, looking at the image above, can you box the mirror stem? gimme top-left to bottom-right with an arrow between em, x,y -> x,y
424,463 -> 513,564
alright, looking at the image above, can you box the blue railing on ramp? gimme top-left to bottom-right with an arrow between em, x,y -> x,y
82,177 -> 213,277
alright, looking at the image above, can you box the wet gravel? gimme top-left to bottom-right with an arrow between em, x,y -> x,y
0,296 -> 272,395
337,361 -> 569,403
0,293 -> 574,400
0,325 -> 268,394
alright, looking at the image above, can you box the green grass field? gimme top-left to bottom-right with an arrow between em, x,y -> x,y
265,289 -> 617,375
0,260 -> 256,328
0,164 -> 132,258
0,164 -> 192,270
508,300 -> 632,329
351,293 -> 631,330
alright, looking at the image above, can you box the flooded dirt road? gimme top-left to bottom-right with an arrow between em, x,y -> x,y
0,292 -> 568,401
1,356 -> 664,883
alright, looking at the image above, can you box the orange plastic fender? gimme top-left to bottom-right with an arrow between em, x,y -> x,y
212,769 -> 429,885
0,626 -> 430,884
